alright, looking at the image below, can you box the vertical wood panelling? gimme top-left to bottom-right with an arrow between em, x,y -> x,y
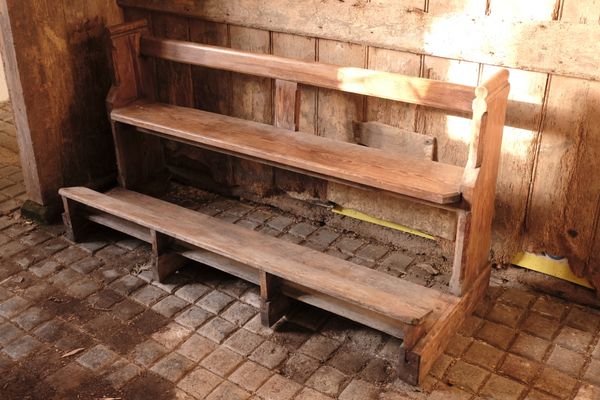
316,39 -> 365,142
526,1 -> 600,288
271,32 -> 325,198
229,26 -> 274,196
484,0 -> 556,263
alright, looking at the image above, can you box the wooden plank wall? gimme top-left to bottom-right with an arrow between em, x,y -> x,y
116,0 -> 600,290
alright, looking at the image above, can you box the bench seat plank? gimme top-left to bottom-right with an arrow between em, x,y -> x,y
111,102 -> 465,204
59,186 -> 457,325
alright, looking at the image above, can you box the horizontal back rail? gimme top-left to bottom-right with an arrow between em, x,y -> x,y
140,36 -> 476,113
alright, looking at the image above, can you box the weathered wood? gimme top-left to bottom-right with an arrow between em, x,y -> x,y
354,122 -> 435,160
140,36 -> 476,113
151,230 -> 187,282
59,186 -> 456,325
61,197 -> 89,242
260,271 -> 292,326
454,84 -> 510,295
112,102 -> 466,204
117,0 -> 600,82
229,26 -> 274,197
271,32 -> 326,199
399,267 -> 490,385
274,80 -> 300,131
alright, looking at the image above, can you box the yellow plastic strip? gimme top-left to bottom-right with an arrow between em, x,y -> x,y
332,205 -> 437,241
512,252 -> 593,289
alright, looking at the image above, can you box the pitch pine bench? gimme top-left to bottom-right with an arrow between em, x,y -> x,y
59,20 -> 510,385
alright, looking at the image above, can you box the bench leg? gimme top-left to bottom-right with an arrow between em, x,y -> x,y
61,197 -> 89,242
259,271 -> 292,327
151,230 -> 187,282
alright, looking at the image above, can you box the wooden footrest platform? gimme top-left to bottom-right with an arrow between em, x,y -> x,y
59,186 -> 481,384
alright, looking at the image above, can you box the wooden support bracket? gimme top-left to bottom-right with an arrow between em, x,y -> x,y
61,197 -> 90,242
151,230 -> 187,282
260,270 -> 293,326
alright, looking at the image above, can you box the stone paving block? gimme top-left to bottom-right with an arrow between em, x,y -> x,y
295,388 -> 335,400
151,352 -> 195,382
479,374 -> 526,400
175,305 -> 212,330
498,288 -> 537,309
218,278 -> 255,299
198,290 -> 235,314
510,333 -> 551,362
95,244 -> 128,260
177,367 -> 223,399
40,237 -> 69,255
92,265 -> 127,284
355,243 -> 389,262
576,384 -> 600,400
224,328 -> 264,356
246,209 -> 274,223
334,236 -> 365,255
446,360 -> 489,393
53,246 -> 87,265
499,353 -> 540,383
11,305 -> 51,330
152,295 -> 188,317
104,359 -> 141,389
584,358 -> 600,386
0,240 -> 27,257
594,341 -> 600,359
151,322 -> 192,350
249,340 -> 289,369
328,345 -> 370,375
531,296 -> 566,319
0,321 -> 21,345
534,367 -> 577,399
201,347 -> 244,377
198,317 -> 237,344
240,287 -> 261,308
305,366 -> 347,397
444,334 -> 473,357
308,227 -> 339,246
221,301 -> 257,326
338,379 -> 379,400
288,222 -> 318,238
175,282 -> 211,303
20,230 -> 52,246
299,335 -> 341,362
132,284 -> 167,307
244,313 -> 275,337
257,373 -> 302,400
377,251 -> 413,275
546,345 -> 585,377
0,295 -> 29,318
48,268 -> 83,288
265,215 -> 294,231
76,344 -> 119,371
130,340 -> 169,367
487,302 -> 525,328
116,238 -> 143,250
113,299 -> 146,321
77,237 -> 109,254
565,306 -> 600,333
521,312 -> 560,340
475,320 -> 516,350
229,360 -> 272,392
177,334 -> 217,362
281,352 -> 321,384
235,218 -> 261,230
360,358 -> 395,384
70,257 -> 102,274
86,288 -> 123,310
271,322 -> 312,351
109,274 -> 145,295
206,381 -> 251,400
44,361 -> 95,394
64,277 -> 101,299
554,325 -> 594,353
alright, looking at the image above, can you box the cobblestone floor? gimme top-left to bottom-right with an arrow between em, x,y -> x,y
1,101 -> 600,399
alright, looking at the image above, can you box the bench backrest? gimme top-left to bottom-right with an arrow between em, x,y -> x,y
107,20 -> 509,175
